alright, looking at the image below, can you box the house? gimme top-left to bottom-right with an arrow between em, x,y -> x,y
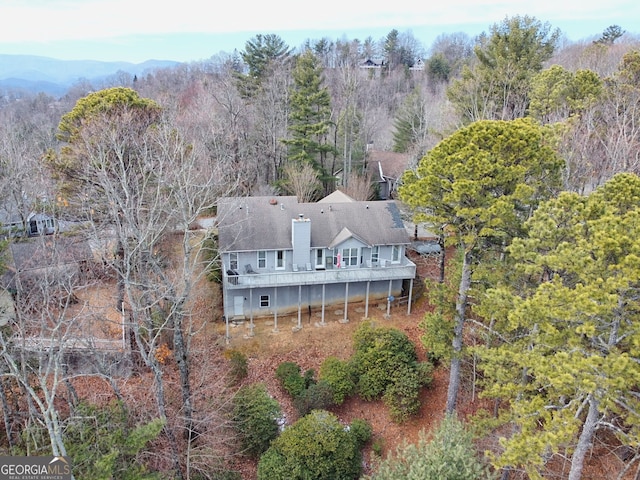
0,235 -> 94,316
0,205 -> 57,238
366,150 -> 411,200
409,58 -> 425,71
216,193 -> 417,334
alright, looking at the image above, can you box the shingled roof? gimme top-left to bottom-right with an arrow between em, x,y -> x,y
217,195 -> 410,253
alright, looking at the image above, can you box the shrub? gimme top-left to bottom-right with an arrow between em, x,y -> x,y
349,418 -> 372,447
275,361 -> 306,398
294,380 -> 334,416
257,410 -> 363,480
382,364 -> 424,423
225,349 -> 248,384
363,414 -> 493,480
351,322 -> 417,400
319,356 -> 357,404
232,383 -> 282,458
350,322 -> 433,422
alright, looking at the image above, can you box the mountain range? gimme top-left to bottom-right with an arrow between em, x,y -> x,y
0,54 -> 181,97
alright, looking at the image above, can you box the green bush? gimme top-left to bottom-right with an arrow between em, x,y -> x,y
294,380 -> 334,416
319,356 -> 357,404
257,410 -> 363,480
349,418 -> 372,447
363,414 -> 493,480
382,364 -> 423,423
232,383 -> 282,458
275,361 -> 306,398
350,322 -> 433,422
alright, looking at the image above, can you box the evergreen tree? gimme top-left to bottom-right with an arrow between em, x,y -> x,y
365,414 -> 492,480
475,173 -> 640,480
238,33 -> 291,97
283,50 -> 337,195
448,15 -> 560,122
399,118 -> 564,414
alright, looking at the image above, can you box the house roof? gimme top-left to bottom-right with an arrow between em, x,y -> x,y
1,235 -> 93,289
318,190 -> 355,204
367,150 -> 410,181
217,195 -> 410,253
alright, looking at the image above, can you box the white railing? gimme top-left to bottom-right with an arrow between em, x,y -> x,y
224,259 -> 416,289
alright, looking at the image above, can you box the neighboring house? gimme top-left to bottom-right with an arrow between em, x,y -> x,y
217,193 -> 417,330
0,206 -> 57,238
366,150 -> 411,200
409,58 -> 425,71
1,235 -> 94,314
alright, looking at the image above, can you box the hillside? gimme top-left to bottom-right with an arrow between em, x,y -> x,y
0,54 -> 180,96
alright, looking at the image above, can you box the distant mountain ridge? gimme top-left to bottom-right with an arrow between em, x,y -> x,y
0,54 -> 181,96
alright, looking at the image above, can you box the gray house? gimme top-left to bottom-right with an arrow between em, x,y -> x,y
217,193 -> 417,332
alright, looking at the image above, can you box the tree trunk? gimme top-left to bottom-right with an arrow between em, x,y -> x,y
446,248 -> 473,413
172,305 -> 194,442
568,395 -> 600,480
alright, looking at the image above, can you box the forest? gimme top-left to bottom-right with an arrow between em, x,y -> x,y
0,13 -> 640,480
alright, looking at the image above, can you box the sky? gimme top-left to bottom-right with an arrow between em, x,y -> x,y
0,0 -> 638,64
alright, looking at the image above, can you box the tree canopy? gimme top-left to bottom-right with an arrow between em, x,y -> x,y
475,173 -> 640,479
400,118 -> 564,413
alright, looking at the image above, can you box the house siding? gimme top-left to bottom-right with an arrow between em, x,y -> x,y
217,195 -> 416,323
225,279 -> 403,319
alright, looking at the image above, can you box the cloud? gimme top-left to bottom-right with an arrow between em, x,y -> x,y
1,0 -> 637,44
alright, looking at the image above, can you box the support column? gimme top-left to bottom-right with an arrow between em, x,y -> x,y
249,288 -> 254,336
296,284 -> 302,330
342,282 -> 349,323
320,284 -> 326,325
386,280 -> 392,318
273,287 -> 279,333
364,281 -> 370,319
407,278 -> 414,315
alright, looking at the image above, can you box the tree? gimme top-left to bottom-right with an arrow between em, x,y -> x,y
529,66 -> 602,124
392,88 -> 429,154
399,118 -> 564,413
257,410 -> 365,480
232,383 -> 281,458
238,34 -> 292,97
448,15 -> 560,122
64,401 -> 164,480
283,50 -> 338,194
474,173 -> 640,480
47,87 -> 233,478
281,162 -> 321,202
595,25 -> 625,45
365,414 -> 492,480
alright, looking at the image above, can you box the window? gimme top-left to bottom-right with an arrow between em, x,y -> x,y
229,252 -> 238,270
260,295 -> 270,307
392,245 -> 401,263
257,251 -> 267,269
341,247 -> 358,266
275,250 -> 285,269
371,246 -> 379,264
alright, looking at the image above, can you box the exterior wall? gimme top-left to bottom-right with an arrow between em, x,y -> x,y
221,244 -> 412,320
225,279 -> 403,319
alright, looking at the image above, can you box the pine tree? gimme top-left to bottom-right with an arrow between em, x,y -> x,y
283,50 -> 337,195
399,118 -> 564,414
475,173 -> 640,479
